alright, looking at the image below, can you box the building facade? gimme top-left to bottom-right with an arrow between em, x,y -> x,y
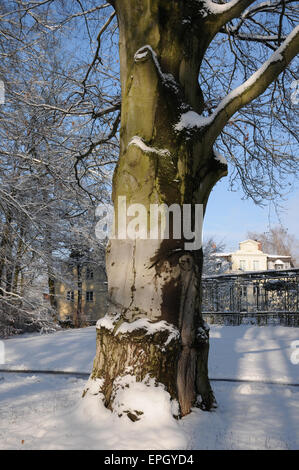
212,239 -> 293,273
54,263 -> 107,325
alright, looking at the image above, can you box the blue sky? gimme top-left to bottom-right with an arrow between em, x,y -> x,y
203,177 -> 299,252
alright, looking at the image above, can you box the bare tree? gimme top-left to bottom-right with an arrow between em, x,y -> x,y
202,238 -> 231,275
248,226 -> 299,265
0,0 -> 117,334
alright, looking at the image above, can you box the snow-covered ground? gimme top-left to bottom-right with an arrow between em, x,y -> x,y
0,325 -> 298,449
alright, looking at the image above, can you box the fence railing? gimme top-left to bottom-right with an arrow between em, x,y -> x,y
203,312 -> 299,327
202,268 -> 299,322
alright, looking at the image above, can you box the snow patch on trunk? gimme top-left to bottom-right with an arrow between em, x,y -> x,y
174,110 -> 210,131
214,151 -> 228,166
96,313 -> 180,350
96,312 -> 121,332
128,136 -> 170,157
116,318 -> 179,346
84,377 -> 105,396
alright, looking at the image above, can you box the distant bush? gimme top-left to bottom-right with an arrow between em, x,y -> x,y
0,300 -> 60,338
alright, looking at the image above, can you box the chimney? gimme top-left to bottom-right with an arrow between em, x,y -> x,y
257,241 -> 262,251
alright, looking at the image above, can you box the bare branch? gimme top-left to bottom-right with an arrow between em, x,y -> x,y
204,25 -> 299,145
82,11 -> 116,88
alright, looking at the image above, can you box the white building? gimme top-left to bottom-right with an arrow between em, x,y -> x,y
213,239 -> 293,273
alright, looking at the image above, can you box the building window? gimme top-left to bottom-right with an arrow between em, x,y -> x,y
86,268 -> 94,280
239,260 -> 246,271
66,291 -> 74,301
275,264 -> 283,270
253,285 -> 259,296
86,291 -> 94,302
253,260 -> 260,271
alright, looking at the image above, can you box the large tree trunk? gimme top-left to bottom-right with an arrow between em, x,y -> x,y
86,0 -> 227,418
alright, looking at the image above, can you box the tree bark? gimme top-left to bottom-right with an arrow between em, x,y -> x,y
0,212 -> 13,296
87,0 -> 227,418
75,263 -> 83,327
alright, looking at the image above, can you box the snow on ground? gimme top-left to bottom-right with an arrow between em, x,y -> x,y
0,326 -> 96,373
2,325 -> 298,384
209,325 -> 299,384
0,325 -> 298,449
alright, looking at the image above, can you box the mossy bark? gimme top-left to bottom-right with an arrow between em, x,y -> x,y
89,0 -> 227,417
91,322 -> 181,409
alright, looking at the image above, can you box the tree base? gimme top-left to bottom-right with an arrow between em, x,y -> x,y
84,312 -> 216,419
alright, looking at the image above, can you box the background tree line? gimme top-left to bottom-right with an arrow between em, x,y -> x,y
0,0 -> 298,339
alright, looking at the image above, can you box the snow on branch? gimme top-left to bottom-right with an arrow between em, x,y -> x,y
200,0 -> 247,15
174,25 -> 299,147
198,0 -> 257,22
206,24 -> 299,143
241,1 -> 280,19
223,32 -> 286,43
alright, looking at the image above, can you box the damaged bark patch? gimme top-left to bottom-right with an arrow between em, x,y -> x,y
91,318 -> 181,410
161,276 -> 181,326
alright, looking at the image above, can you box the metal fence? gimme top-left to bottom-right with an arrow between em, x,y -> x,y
202,268 -> 299,326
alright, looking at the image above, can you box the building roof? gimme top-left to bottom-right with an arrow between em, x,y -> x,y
266,254 -> 292,259
212,252 -> 232,257
202,267 -> 299,281
211,239 -> 292,261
